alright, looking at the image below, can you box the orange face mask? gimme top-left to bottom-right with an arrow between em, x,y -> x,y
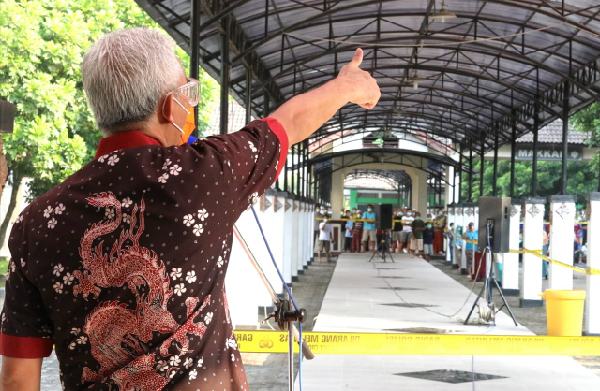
180,109 -> 196,144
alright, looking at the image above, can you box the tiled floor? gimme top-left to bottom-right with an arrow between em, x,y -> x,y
297,253 -> 600,391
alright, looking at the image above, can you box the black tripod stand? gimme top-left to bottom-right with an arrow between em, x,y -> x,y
464,220 -> 518,326
368,230 -> 395,263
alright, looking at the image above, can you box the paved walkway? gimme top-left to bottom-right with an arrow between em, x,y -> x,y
298,253 -> 600,391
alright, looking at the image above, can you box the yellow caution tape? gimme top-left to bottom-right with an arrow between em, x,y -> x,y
234,330 -> 600,356
455,241 -> 597,276
509,248 -> 600,276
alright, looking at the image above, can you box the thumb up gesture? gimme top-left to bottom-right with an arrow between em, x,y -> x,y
337,48 -> 381,109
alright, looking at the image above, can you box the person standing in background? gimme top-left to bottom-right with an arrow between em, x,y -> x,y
318,219 -> 334,262
400,210 -> 414,254
464,222 -> 478,271
411,212 -> 425,256
362,204 -> 377,252
392,211 -> 403,253
445,222 -> 455,264
423,222 -> 434,261
344,210 -> 353,252
351,210 -> 363,253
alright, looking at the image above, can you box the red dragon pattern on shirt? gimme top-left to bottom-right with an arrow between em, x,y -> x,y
72,192 -> 210,389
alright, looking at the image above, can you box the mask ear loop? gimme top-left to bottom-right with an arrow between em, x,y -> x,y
162,93 -> 185,134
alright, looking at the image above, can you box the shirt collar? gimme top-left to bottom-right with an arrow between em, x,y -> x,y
95,130 -> 162,158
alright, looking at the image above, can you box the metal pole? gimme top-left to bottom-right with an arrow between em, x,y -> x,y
458,143 -> 464,202
219,16 -> 230,135
479,138 -> 485,198
304,141 -> 309,199
245,66 -> 252,124
510,116 -> 517,197
468,141 -> 473,202
532,102 -> 539,195
290,144 -> 295,195
283,145 -> 289,192
190,0 -> 201,134
296,144 -> 301,196
300,142 -> 305,198
492,130 -> 499,196
561,81 -> 570,194
452,163 -> 456,203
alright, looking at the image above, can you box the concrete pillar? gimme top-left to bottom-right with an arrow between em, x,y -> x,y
520,197 -> 545,307
330,169 -> 345,219
412,171 -> 428,216
501,202 -> 520,296
585,193 -> 600,335
548,195 -> 576,290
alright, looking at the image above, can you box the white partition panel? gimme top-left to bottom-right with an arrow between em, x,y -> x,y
258,193 -> 284,296
585,193 -> 600,335
282,196 -> 293,284
548,195 -> 576,290
501,203 -> 521,295
291,200 -> 300,278
226,208 -> 267,327
520,198 -> 545,307
302,204 -> 310,267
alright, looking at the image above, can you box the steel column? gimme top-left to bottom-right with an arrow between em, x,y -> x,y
452,163 -> 456,203
458,143 -> 463,202
219,16 -> 230,135
561,81 -> 570,195
492,130 -> 499,196
479,138 -> 485,197
245,66 -> 252,123
190,0 -> 201,133
510,116 -> 517,197
531,102 -> 539,195
290,144 -> 295,195
468,141 -> 473,202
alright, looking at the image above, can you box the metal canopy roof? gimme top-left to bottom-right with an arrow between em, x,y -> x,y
136,0 -> 600,156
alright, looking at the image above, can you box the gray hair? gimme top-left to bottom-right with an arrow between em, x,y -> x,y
82,28 -> 182,131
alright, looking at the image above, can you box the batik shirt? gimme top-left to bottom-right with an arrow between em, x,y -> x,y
0,118 -> 288,390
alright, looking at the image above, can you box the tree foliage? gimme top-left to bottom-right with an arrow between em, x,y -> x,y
1,0 -> 218,195
0,0 -> 218,245
460,156 -> 599,204
571,102 -> 600,181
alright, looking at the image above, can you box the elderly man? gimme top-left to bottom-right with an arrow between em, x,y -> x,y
0,28 -> 379,390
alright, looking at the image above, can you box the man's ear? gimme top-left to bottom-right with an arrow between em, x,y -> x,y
158,94 -> 175,124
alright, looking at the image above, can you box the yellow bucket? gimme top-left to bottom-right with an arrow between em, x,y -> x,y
542,289 -> 586,336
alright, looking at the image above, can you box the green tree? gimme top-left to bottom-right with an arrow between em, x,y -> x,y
460,158 -> 597,203
571,102 -> 600,192
0,0 -> 218,246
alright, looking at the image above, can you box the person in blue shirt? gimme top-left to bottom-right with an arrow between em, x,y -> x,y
362,204 -> 377,252
464,222 -> 478,269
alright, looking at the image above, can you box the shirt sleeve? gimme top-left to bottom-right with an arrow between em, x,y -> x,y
189,117 -> 288,211
0,224 -> 54,358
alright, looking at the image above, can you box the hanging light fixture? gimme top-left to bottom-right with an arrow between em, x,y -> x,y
430,0 -> 457,23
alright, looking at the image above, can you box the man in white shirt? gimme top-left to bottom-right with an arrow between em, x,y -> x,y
319,219 -> 334,262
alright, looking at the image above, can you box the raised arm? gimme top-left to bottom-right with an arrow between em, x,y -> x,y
270,48 -> 380,145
